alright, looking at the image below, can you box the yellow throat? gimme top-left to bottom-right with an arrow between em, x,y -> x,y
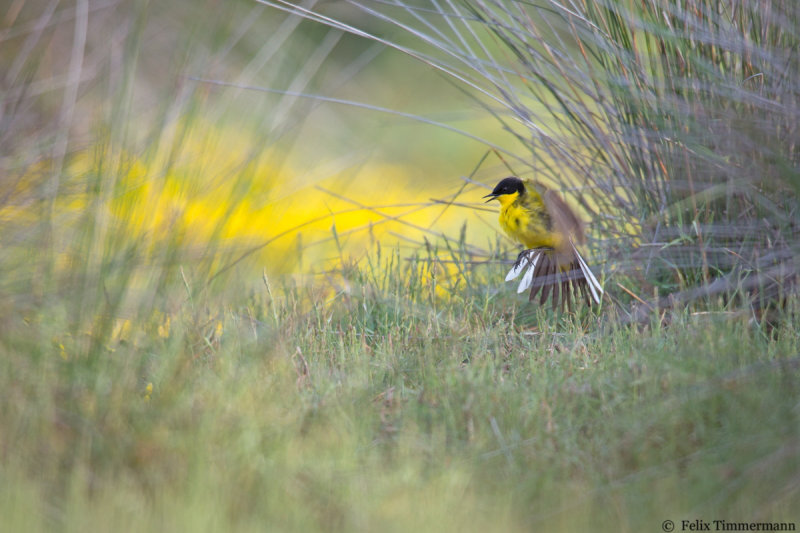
496,191 -> 520,209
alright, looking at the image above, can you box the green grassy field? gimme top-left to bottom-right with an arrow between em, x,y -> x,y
0,250 -> 800,531
2,0 -> 799,530
1,249 -> 799,531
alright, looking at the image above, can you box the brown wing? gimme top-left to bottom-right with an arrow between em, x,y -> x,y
542,188 -> 586,246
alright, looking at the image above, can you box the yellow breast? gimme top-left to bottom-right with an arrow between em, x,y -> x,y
497,193 -> 559,249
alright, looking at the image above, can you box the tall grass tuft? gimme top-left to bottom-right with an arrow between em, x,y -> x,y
265,0 -> 800,316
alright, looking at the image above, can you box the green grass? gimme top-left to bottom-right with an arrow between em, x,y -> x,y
2,251 -> 798,531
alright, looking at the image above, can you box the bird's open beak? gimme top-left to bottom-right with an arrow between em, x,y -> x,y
483,193 -> 498,203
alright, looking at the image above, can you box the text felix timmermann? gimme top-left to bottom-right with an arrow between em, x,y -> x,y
681,519 -> 795,531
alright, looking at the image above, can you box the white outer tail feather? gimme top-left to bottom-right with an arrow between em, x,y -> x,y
573,244 -> 603,304
505,259 -> 527,282
517,252 -> 540,293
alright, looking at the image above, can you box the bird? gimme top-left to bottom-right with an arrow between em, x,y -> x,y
483,176 -> 603,309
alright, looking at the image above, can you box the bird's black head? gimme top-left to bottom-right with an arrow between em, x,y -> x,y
483,176 -> 525,202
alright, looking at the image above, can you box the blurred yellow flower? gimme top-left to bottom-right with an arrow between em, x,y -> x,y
4,119 -> 488,288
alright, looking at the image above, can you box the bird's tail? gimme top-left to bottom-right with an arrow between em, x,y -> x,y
505,242 -> 603,310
